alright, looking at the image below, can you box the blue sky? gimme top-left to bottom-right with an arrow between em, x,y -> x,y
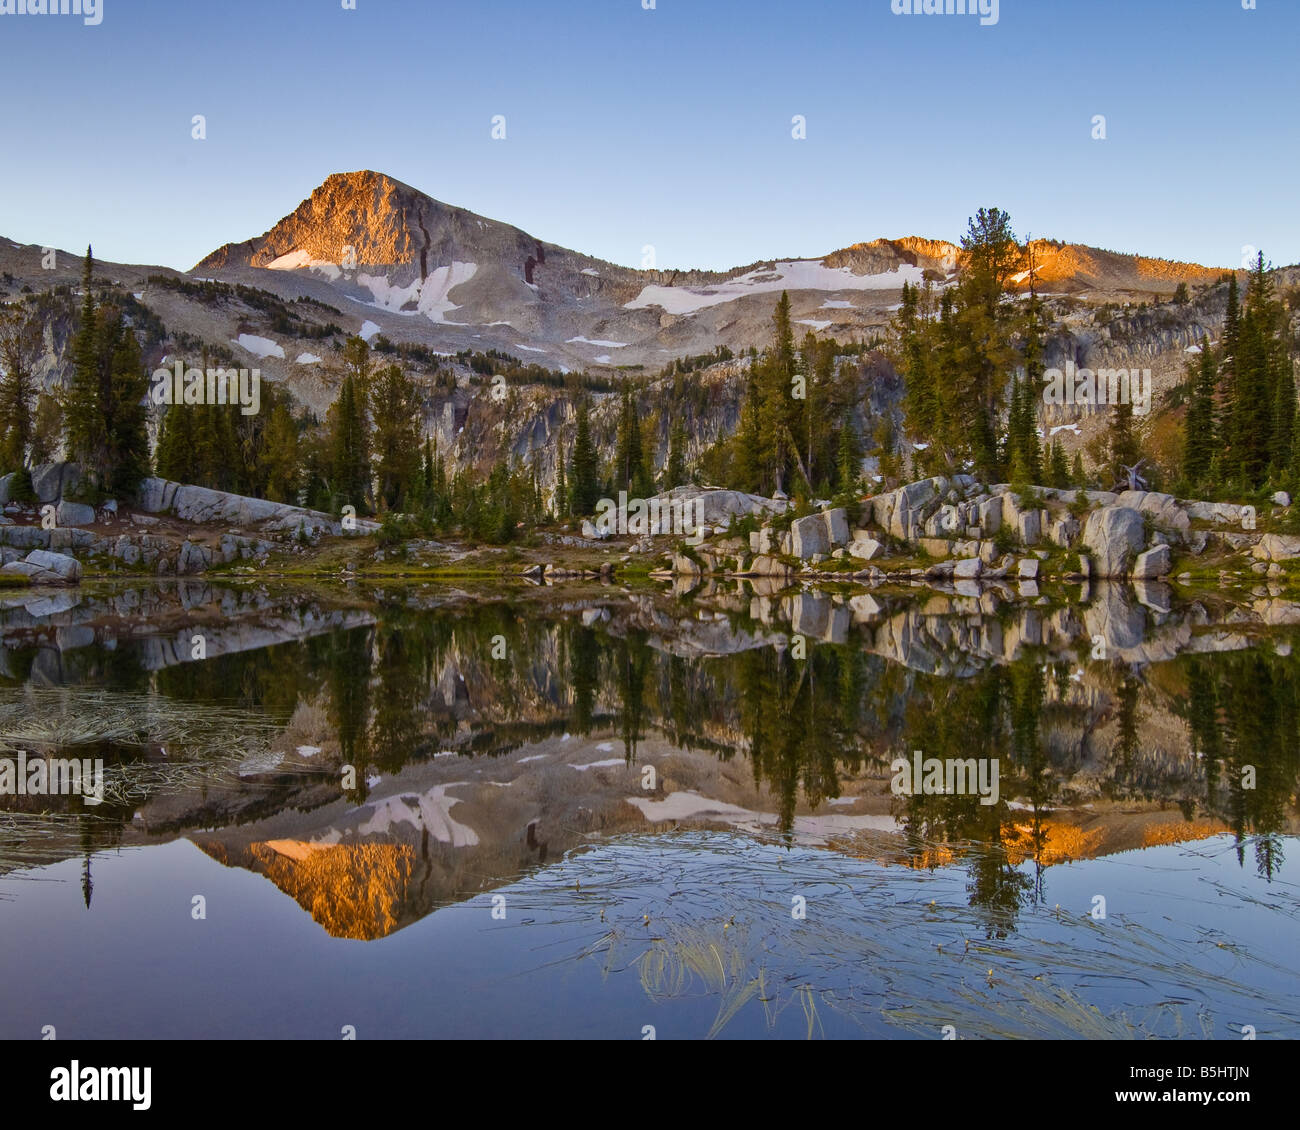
0,0 -> 1294,273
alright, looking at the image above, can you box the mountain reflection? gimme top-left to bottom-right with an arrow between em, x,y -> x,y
1,581 -> 1297,940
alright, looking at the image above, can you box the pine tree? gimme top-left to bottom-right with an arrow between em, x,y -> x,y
1070,450 -> 1087,488
104,315 -> 151,495
0,303 -> 39,473
1183,341 -> 1217,488
328,375 -> 370,510
1219,273 -> 1241,480
732,359 -> 764,492
1233,254 -> 1279,487
1048,438 -> 1070,489
1007,376 -> 1043,485
1271,353 -> 1296,476
553,428 -> 566,517
836,412 -> 859,493
614,388 -> 652,497
663,420 -> 688,489
155,403 -> 193,482
370,363 -> 421,510
1109,399 -> 1141,486
260,402 -> 300,503
568,400 -> 600,515
63,247 -> 108,488
29,393 -> 61,467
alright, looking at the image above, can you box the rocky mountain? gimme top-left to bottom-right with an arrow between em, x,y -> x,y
0,170 -> 1264,495
185,170 -> 1226,372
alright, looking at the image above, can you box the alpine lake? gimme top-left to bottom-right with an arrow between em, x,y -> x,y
1,572 -> 1297,1041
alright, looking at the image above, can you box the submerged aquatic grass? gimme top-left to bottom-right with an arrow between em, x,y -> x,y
481,829 -> 1300,1039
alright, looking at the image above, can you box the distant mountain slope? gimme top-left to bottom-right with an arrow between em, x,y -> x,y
184,170 -> 1230,371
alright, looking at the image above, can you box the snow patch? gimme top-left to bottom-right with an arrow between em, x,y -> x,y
566,336 -> 628,348
356,784 -> 478,847
795,319 -> 832,331
267,249 -> 343,281
625,261 -> 927,316
234,334 -> 285,360
296,352 -> 323,364
356,262 -> 478,324
359,320 -> 381,341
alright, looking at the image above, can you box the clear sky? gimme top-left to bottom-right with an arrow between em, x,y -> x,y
0,0 -> 1294,274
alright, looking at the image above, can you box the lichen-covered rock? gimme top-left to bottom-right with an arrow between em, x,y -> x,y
1082,506 -> 1146,578
1132,544 -> 1172,579
23,549 -> 82,582
790,514 -> 830,559
55,500 -> 96,527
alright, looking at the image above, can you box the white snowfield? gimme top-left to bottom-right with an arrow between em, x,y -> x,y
233,333 -> 285,359
355,262 -> 479,324
566,335 -> 628,348
266,249 -> 343,281
296,352 -> 323,364
359,320 -> 381,340
624,260 -> 928,315
796,319 -> 833,331
821,299 -> 854,309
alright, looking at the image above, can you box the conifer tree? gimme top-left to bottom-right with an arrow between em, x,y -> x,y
614,388 -> 652,497
836,412 -> 859,493
63,247 -> 109,487
554,429 -> 566,517
1048,438 -> 1070,489
328,375 -> 370,510
104,314 -> 150,495
568,400 -> 600,515
1183,341 -> 1217,488
1109,399 -> 1141,486
371,363 -> 421,510
0,303 -> 39,473
260,402 -> 300,503
663,420 -> 688,489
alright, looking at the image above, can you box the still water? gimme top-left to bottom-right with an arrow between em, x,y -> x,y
1,579 -> 1297,1039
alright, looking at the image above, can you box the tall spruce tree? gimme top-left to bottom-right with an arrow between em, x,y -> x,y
370,363 -> 421,510
328,375 -> 370,510
568,400 -> 600,516
63,247 -> 109,487
103,313 -> 151,495
1183,341 -> 1217,488
0,302 -> 40,473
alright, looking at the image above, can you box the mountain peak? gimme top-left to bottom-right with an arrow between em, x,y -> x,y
194,170 -> 538,281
